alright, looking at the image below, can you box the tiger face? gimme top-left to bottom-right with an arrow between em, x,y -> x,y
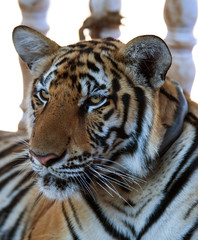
13,26 -> 173,200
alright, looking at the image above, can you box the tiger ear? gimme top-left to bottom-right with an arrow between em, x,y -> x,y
12,25 -> 60,70
118,35 -> 172,89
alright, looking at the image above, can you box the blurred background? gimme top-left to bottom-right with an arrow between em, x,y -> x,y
0,0 -> 197,131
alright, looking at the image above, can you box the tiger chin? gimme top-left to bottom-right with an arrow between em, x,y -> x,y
6,25 -> 198,239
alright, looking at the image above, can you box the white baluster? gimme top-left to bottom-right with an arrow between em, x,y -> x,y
164,0 -> 197,95
17,0 -> 50,133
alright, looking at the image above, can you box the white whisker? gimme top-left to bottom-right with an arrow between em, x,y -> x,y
89,166 -> 114,197
89,166 -> 131,205
83,171 -> 97,194
93,156 -> 145,184
16,135 -> 29,148
94,162 -> 144,192
93,165 -> 137,192
77,173 -> 96,200
95,163 -> 135,181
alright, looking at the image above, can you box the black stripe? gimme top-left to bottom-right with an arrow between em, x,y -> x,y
112,76 -> 121,92
0,141 -> 25,158
93,52 -> 104,64
105,55 -> 118,69
107,93 -> 131,140
0,182 -> 34,228
111,87 -> 145,152
87,60 -> 99,72
10,171 -> 34,195
77,61 -> 85,67
70,74 -> 77,85
55,57 -> 68,67
80,47 -> 93,54
68,198 -> 83,230
59,71 -> 68,80
87,128 -> 100,145
70,64 -> 76,72
182,219 -> 198,240
105,55 -> 135,90
76,43 -> 87,48
111,69 -> 120,79
6,208 -> 27,240
0,170 -> 21,191
83,194 -> 131,240
108,94 -> 131,140
79,73 -> 97,85
184,199 -> 198,220
126,76 -> 134,88
27,200 -> 55,240
94,122 -> 103,132
188,112 -> 198,122
42,71 -> 55,85
123,220 -> 137,238
104,109 -> 114,121
0,158 -> 27,176
164,126 -> 198,192
109,92 -> 118,109
62,202 -> 80,240
104,200 -> 128,215
88,40 -> 100,45
21,218 -> 30,240
122,94 -> 130,123
160,88 -> 179,103
134,87 -> 146,136
102,40 -> 118,49
123,199 -> 136,207
87,128 -> 108,149
32,77 -> 40,87
135,198 -> 152,217
68,43 -> 86,48
104,54 -> 134,89
137,156 -> 198,239
31,192 -> 43,209
100,46 -> 112,51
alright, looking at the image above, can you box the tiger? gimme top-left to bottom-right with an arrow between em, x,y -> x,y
0,25 -> 198,240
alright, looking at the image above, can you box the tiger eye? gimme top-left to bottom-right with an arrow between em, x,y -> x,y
39,90 -> 49,101
89,96 -> 103,105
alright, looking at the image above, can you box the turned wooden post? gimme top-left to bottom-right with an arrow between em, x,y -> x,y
79,0 -> 122,40
18,0 -> 50,133
164,0 -> 198,95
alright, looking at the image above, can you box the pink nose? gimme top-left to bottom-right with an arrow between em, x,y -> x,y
30,150 -> 58,166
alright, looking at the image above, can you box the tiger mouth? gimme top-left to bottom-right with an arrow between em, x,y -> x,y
39,165 -> 92,191
48,166 -> 86,176
47,167 -> 89,183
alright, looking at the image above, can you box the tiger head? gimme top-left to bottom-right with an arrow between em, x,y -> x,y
13,26 -> 186,200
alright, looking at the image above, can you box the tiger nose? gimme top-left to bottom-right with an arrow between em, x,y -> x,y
30,150 -> 59,167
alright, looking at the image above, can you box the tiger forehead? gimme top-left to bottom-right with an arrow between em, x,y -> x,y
54,38 -> 121,67
67,38 -> 121,52
41,38 -> 122,97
